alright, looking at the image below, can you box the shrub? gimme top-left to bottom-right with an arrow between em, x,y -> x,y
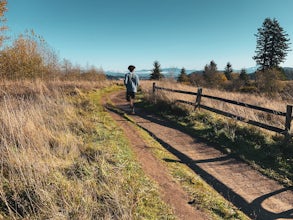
0,30 -> 59,80
239,85 -> 258,93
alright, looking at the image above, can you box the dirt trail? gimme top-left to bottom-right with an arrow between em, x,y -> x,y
104,93 -> 207,220
105,91 -> 293,220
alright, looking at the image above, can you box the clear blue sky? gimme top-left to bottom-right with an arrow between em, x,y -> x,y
5,0 -> 293,72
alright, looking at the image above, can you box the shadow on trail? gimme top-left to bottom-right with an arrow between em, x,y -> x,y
111,105 -> 293,220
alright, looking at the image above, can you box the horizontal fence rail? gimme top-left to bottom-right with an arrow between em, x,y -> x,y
200,94 -> 286,116
152,82 -> 292,139
155,86 -> 198,96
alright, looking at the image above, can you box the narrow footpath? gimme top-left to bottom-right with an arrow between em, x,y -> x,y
106,91 -> 293,220
104,93 -> 207,220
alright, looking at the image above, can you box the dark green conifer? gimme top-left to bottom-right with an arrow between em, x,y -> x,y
150,61 -> 164,80
253,18 -> 290,70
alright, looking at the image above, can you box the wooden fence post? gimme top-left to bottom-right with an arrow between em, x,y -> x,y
285,105 -> 292,142
153,82 -> 157,104
194,88 -> 202,110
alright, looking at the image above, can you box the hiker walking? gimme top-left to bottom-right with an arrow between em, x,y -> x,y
124,65 -> 139,114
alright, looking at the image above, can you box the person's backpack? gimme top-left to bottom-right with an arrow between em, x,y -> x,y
130,73 -> 136,83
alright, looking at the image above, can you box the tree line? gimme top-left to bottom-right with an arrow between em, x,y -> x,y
150,17 -> 291,95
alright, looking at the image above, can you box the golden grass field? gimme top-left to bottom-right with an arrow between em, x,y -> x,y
0,78 -> 291,219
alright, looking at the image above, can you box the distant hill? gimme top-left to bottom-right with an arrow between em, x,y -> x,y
247,67 -> 293,80
284,67 -> 293,80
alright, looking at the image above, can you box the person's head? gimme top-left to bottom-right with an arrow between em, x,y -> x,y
128,65 -> 136,72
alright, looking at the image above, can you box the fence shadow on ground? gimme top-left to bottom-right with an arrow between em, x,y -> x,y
115,106 -> 293,220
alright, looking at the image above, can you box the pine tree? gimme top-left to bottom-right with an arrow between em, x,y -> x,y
239,68 -> 249,84
253,17 -> 290,71
150,61 -> 164,80
177,67 -> 189,83
224,62 -> 233,80
203,60 -> 217,85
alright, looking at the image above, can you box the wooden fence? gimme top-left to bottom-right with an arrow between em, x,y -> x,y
152,82 -> 292,140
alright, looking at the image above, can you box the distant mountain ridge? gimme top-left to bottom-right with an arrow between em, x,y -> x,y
106,66 -> 293,79
105,68 -> 202,79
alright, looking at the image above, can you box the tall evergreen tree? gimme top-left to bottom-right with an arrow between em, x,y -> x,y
224,62 -> 233,80
177,67 -> 189,83
253,17 -> 290,71
150,61 -> 164,80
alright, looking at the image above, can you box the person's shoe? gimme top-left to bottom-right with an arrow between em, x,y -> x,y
131,108 -> 135,114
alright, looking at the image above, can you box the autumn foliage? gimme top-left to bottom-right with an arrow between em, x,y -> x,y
0,2 -> 105,81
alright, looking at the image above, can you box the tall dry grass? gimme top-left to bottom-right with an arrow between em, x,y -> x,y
140,80 -> 292,133
0,79 -> 174,219
0,79 -> 123,219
